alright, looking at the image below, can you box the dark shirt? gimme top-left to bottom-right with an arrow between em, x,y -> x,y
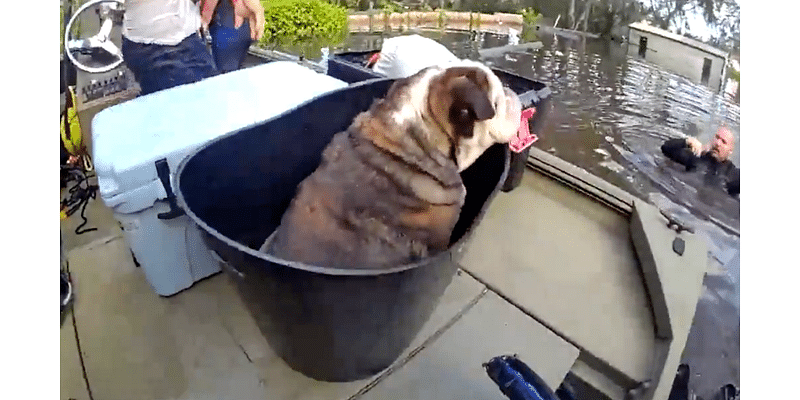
661,138 -> 740,197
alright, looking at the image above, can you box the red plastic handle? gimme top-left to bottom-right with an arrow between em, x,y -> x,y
509,107 -> 538,153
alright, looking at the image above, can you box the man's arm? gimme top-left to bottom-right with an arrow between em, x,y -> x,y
725,164 -> 740,197
199,0 -> 219,30
661,138 -> 699,170
233,0 -> 265,40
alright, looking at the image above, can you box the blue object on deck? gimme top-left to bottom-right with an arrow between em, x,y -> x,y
484,355 -> 565,400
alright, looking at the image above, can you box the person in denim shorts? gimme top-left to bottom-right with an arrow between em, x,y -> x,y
201,0 -> 265,73
121,0 -> 219,96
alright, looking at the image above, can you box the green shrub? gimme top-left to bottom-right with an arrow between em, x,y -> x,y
376,0 -> 403,14
259,0 -> 348,55
729,67 -> 740,83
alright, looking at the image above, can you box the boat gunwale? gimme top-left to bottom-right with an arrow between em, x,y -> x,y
525,147 -> 705,400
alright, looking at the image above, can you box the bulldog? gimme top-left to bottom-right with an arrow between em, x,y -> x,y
263,60 -> 523,270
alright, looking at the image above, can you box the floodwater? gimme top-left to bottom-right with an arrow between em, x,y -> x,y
335,29 -> 740,397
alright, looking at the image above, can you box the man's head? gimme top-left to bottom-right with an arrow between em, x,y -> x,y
708,126 -> 735,162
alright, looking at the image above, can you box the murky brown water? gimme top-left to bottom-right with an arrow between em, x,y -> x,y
335,29 -> 740,397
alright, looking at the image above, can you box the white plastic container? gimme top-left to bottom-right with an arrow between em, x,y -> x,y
371,34 -> 460,79
92,62 -> 348,296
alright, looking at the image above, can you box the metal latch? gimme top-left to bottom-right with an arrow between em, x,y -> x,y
659,209 -> 694,256
659,209 -> 695,234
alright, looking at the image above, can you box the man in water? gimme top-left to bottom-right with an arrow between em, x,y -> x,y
661,127 -> 740,197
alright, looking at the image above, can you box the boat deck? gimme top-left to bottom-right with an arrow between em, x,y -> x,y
60,183 -> 580,400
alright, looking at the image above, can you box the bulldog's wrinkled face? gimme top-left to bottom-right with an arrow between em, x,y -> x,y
382,60 -> 523,171
433,61 -> 523,170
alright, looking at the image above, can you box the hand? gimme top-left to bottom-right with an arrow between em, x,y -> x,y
200,0 -> 219,31
232,0 -> 266,41
685,137 -> 703,157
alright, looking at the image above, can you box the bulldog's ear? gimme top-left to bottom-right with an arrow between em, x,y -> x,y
448,78 -> 495,138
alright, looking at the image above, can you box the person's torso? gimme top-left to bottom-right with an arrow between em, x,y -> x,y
696,153 -> 734,188
123,0 -> 201,45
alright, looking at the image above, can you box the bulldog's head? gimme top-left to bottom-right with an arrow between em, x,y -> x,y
376,60 -> 523,171
428,61 -> 523,170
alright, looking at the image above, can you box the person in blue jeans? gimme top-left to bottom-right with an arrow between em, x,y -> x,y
121,0 -> 218,96
201,0 -> 265,73
121,0 -> 264,96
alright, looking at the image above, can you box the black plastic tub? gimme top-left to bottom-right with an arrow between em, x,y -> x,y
174,78 -> 510,382
327,50 -> 552,192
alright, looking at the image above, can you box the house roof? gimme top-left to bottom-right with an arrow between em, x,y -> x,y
629,21 -> 728,59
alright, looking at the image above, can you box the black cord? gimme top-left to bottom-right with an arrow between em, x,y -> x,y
75,188 -> 98,235
64,258 -> 96,400
61,164 -> 99,235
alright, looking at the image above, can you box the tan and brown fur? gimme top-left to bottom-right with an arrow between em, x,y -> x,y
265,61 -> 522,270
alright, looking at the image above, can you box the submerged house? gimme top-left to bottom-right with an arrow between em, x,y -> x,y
626,21 -> 728,92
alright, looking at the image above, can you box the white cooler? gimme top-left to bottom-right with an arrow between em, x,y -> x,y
92,62 -> 348,296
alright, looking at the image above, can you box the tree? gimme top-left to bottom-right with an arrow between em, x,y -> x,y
566,0 -> 645,36
569,0 -> 577,28
572,0 -> 596,31
707,0 -> 739,52
642,0 -> 740,51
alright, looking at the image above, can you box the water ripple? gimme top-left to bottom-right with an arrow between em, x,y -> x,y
342,30 -> 740,394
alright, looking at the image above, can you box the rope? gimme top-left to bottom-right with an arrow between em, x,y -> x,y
61,164 -> 99,235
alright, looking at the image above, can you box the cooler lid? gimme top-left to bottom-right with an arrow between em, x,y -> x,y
92,61 -> 347,214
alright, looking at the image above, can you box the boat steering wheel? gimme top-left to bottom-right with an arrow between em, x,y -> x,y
64,0 -> 126,74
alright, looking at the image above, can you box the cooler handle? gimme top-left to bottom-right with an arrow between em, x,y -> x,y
155,158 -> 186,220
